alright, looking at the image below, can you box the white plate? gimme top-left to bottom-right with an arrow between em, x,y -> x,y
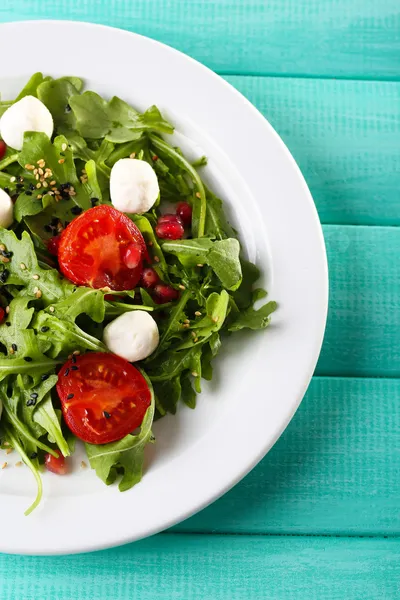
0,21 -> 328,555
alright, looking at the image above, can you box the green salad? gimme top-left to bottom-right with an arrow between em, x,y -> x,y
0,73 -> 276,514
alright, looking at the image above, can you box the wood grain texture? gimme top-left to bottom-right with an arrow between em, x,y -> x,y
226,76 -> 400,225
174,377 -> 400,535
0,535 -> 399,600
1,0 -> 400,80
319,225 -> 400,377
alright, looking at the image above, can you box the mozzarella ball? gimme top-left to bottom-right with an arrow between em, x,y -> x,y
103,310 -> 159,362
110,158 -> 159,214
0,95 -> 54,150
0,188 -> 14,228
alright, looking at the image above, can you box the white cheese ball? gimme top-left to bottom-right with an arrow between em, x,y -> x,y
103,311 -> 159,362
0,95 -> 54,150
110,158 -> 159,214
0,188 -> 14,228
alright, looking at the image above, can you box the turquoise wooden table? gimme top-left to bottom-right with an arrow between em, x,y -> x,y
1,1 -> 399,598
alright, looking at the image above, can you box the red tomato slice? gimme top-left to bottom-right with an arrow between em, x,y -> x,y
57,352 -> 152,445
58,205 -> 147,290
45,453 -> 69,475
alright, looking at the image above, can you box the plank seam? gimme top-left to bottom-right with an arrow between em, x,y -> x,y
218,71 -> 400,84
162,531 -> 400,539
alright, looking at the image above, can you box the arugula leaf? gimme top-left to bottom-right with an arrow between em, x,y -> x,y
0,228 -> 72,304
204,188 -> 236,240
228,290 -> 277,331
15,72 -> 50,101
70,92 -> 173,142
131,214 -> 169,280
33,288 -> 107,358
85,372 -> 155,491
37,76 -> 82,131
162,238 -> 242,291
33,393 -> 70,457
149,134 -> 207,237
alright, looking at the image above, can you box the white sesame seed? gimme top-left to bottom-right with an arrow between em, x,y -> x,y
6,448 -> 13,455
32,274 -> 40,280
195,192 -> 201,198
5,306 -> 10,314
191,371 -> 198,377
129,152 -> 136,159
49,306 -> 55,313
25,164 -> 35,170
0,245 -> 4,251
81,461 -> 87,469
42,181 -> 48,188
38,168 -> 44,176
61,143 -> 67,152
35,290 -> 42,299
37,194 -> 42,199
15,461 -> 22,467
178,284 -> 185,290
20,263 -> 26,270
196,264 -> 204,268
50,180 -> 56,186
58,158 -> 65,164
9,176 -> 16,183
1,462 -> 7,469
194,311 -> 202,316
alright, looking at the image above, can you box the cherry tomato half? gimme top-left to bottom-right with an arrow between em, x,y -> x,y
57,352 -> 152,445
58,205 -> 147,290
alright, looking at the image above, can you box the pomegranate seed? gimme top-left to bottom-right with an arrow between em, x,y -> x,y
46,235 -> 61,256
45,452 -> 69,475
0,307 -> 5,324
0,140 -> 7,161
153,284 -> 180,303
123,243 -> 142,269
176,202 -> 192,226
156,215 -> 184,240
141,267 -> 159,289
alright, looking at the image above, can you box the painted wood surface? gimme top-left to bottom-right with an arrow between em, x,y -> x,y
226,76 -> 400,226
0,535 -> 399,600
1,1 -> 400,80
175,377 -> 400,535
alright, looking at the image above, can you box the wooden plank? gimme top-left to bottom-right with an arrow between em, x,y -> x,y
226,76 -> 400,226
318,225 -> 400,377
174,377 -> 400,535
0,535 -> 398,599
2,1 -> 400,80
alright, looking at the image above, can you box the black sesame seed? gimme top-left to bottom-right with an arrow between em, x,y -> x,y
71,355 -> 77,364
24,357 -> 32,362
26,399 -> 35,407
30,392 -> 38,399
30,452 -> 38,459
29,183 -> 35,191
71,365 -> 78,371
0,249 -> 12,258
71,206 -> 83,215
0,270 -> 9,283
44,225 -> 52,233
4,187 -> 9,194
50,217 -> 59,226
90,197 -> 99,206
5,322 -> 10,327
41,373 -> 49,381
40,326 -> 49,333
11,343 -> 17,352
25,190 -> 32,196
103,411 -> 111,419
67,393 -> 74,400
64,368 -> 70,376
65,103 -> 71,113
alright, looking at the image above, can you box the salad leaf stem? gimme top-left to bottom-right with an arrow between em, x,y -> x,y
0,153 -> 18,171
2,401 -> 58,457
149,134 -> 207,237
4,426 -> 43,516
